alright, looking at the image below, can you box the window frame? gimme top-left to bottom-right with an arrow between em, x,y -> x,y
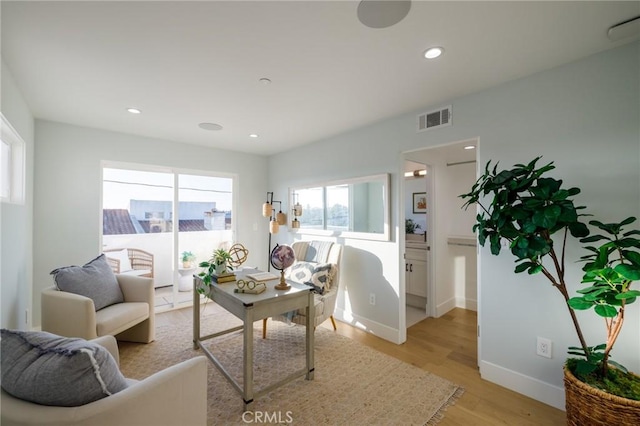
1,114 -> 26,205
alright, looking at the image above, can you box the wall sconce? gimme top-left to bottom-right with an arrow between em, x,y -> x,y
269,217 -> 279,234
274,201 -> 287,225
291,192 -> 302,228
263,192 -> 286,270
404,169 -> 427,178
292,192 -> 303,216
262,192 -> 273,217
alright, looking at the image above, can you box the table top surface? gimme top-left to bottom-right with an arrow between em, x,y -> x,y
195,269 -> 311,307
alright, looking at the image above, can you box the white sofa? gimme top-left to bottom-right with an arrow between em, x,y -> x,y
0,335 -> 208,426
42,274 -> 155,343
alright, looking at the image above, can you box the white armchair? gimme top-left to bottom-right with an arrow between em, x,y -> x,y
42,274 -> 155,343
0,335 -> 208,426
263,241 -> 342,338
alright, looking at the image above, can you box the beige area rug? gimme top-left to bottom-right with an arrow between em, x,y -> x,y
118,303 -> 463,425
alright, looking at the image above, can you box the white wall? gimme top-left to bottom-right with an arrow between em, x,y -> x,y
269,41 -> 639,408
32,120 -> 269,327
403,175 -> 427,232
1,60 -> 34,330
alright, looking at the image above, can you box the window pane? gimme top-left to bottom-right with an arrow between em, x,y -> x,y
297,187 -> 324,229
103,168 -> 173,234
326,184 -> 349,230
179,174 -> 232,232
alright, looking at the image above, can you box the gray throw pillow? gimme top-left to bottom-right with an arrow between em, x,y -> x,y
51,254 -> 124,311
287,261 -> 335,294
0,329 -> 128,407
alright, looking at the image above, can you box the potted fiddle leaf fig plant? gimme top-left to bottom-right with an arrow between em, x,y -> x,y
460,156 -> 639,424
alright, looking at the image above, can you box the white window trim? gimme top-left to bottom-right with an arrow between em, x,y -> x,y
1,114 -> 26,205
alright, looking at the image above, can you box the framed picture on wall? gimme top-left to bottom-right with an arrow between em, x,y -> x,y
413,192 -> 427,213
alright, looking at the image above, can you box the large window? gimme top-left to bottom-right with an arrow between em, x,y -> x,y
102,163 -> 235,308
1,114 -> 26,205
291,174 -> 389,241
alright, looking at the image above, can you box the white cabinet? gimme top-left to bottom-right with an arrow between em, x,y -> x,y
405,248 -> 427,297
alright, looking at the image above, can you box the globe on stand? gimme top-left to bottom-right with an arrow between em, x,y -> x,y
270,244 -> 295,290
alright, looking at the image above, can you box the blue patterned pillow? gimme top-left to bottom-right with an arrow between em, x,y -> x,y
0,329 -> 128,407
287,261 -> 334,294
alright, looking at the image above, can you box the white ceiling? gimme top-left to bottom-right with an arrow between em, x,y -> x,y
2,1 -> 638,156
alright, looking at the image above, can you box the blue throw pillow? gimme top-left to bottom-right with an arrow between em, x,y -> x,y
51,254 -> 124,311
0,329 -> 128,407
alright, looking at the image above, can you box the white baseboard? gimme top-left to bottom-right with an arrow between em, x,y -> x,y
480,360 -> 565,410
334,307 -> 403,344
436,297 -> 456,317
455,297 -> 477,311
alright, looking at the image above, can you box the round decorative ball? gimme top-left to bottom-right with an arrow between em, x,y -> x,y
228,243 -> 249,267
270,244 -> 295,271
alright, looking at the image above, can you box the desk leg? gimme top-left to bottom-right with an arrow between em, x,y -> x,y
193,277 -> 199,349
306,291 -> 315,380
243,305 -> 254,410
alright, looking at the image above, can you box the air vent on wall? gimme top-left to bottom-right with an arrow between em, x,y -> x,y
417,105 -> 452,132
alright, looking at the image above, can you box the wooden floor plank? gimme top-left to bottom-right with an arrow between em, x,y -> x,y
333,308 -> 566,425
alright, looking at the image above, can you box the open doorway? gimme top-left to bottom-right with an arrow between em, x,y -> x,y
402,139 -> 479,337
404,160 -> 430,327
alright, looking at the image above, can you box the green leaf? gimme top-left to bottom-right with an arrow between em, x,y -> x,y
594,304 -> 618,317
607,360 -> 629,374
589,219 -> 618,234
623,250 -> 640,266
490,233 -> 501,255
568,298 -> 593,310
614,264 -> 640,280
532,205 -> 561,228
528,264 -> 543,275
616,237 -> 640,248
569,222 -> 589,238
615,290 -> 640,300
514,262 -> 534,273
580,235 -> 608,243
620,216 -> 636,226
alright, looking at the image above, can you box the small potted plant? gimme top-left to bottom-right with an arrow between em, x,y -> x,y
405,219 -> 421,234
198,248 -> 234,287
181,251 -> 196,268
461,157 -> 639,423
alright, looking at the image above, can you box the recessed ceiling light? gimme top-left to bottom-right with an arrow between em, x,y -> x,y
249,134 -> 259,138
127,108 -> 141,114
464,145 -> 476,150
198,122 -> 223,131
259,78 -> 272,85
424,47 -> 444,59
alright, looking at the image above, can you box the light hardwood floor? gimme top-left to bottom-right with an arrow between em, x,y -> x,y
334,308 -> 566,425
158,306 -> 565,425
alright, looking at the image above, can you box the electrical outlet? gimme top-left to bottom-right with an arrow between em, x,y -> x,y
369,293 -> 376,305
536,337 -> 552,359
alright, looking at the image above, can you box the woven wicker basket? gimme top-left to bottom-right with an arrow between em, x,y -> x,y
564,366 -> 640,425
